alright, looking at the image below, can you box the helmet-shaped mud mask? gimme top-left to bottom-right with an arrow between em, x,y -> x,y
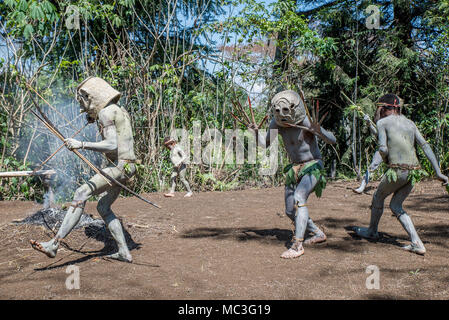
271,90 -> 306,127
76,77 -> 121,119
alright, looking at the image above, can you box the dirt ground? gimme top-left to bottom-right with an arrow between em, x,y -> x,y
0,180 -> 448,300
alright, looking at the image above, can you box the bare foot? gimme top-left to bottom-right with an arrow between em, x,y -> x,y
402,243 -> 426,255
164,193 -> 175,198
280,241 -> 304,259
304,233 -> 327,245
354,227 -> 380,240
30,239 -> 58,258
184,192 -> 193,198
104,251 -> 133,263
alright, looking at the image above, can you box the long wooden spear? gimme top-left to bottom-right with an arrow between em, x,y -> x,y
28,86 -> 161,209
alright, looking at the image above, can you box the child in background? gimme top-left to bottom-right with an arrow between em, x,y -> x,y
163,137 -> 193,198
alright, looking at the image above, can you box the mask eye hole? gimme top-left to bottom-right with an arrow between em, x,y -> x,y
77,90 -> 89,107
78,89 -> 88,99
282,107 -> 289,113
290,103 -> 295,108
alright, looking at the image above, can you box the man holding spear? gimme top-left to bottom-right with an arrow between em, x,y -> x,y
30,77 -> 140,263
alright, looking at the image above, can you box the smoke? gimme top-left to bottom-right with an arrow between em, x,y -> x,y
42,183 -> 54,209
17,89 -> 106,204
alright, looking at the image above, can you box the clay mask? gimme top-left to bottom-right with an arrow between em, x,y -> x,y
76,77 -> 121,119
271,90 -> 306,127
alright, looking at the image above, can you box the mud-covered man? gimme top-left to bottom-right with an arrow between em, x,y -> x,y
31,77 -> 137,262
163,137 -> 192,198
354,94 -> 448,255
247,90 -> 336,259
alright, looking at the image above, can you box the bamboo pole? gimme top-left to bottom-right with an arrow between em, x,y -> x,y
0,170 -> 56,177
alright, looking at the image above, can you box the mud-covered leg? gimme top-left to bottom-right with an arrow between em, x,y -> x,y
97,186 -> 132,262
30,184 -> 91,258
169,170 -> 177,193
355,174 -> 392,239
164,171 -> 178,197
303,218 -> 327,245
281,174 -> 318,259
179,164 -> 192,197
284,185 -> 325,245
355,171 -> 408,239
293,174 -> 319,241
389,181 -> 425,255
284,185 -> 297,224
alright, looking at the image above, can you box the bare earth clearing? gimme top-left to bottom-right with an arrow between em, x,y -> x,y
0,180 -> 448,300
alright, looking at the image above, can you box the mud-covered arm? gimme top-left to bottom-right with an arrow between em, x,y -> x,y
317,126 -> 337,145
369,151 -> 383,171
66,110 -> 118,153
301,116 -> 336,145
84,111 -> 118,152
377,121 -> 388,161
415,125 -> 448,183
363,114 -> 378,136
368,122 -> 378,136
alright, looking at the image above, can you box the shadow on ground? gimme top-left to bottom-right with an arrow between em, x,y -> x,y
344,225 -> 408,248
33,222 -> 143,271
181,226 -> 294,248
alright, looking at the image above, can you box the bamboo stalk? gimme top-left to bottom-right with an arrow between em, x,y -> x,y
258,115 -> 269,128
23,126 -> 37,166
248,96 -> 256,124
0,170 -> 56,177
231,99 -> 251,125
230,111 -> 248,126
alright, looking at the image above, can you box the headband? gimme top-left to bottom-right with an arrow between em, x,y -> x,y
376,103 -> 400,108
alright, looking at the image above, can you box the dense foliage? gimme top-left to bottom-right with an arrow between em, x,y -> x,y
0,0 -> 448,201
